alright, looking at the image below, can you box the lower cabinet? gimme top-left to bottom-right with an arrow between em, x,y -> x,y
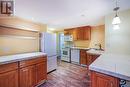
20,65 -> 36,87
80,51 -> 101,66
0,56 -> 47,87
87,54 -> 100,66
80,49 -> 87,65
19,57 -> 47,87
91,71 -> 119,87
0,70 -> 18,87
36,62 -> 47,84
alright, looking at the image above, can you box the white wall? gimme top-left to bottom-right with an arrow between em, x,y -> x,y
105,9 -> 130,55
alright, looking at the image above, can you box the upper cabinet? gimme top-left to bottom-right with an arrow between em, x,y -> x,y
64,29 -> 73,35
64,26 -> 91,41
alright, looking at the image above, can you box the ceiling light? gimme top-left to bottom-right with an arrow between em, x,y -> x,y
113,24 -> 120,30
112,0 -> 121,25
48,28 -> 55,31
112,15 -> 121,24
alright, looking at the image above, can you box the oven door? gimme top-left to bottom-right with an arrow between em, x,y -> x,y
62,50 -> 69,57
61,48 -> 70,62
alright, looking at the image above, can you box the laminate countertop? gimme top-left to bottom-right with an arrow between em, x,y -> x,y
71,47 -> 90,50
89,53 -> 130,81
0,52 -> 47,65
86,49 -> 104,55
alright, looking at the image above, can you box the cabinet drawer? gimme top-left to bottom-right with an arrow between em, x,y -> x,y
0,62 -> 18,74
19,56 -> 47,68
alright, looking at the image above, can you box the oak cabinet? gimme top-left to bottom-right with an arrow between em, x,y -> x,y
20,65 -> 36,87
72,28 -> 78,41
0,70 -> 18,87
87,54 -> 100,66
91,71 -> 119,87
0,56 -> 47,87
19,57 -> 47,87
64,29 -> 73,35
0,62 -> 18,87
80,50 -> 100,66
83,26 -> 91,40
36,62 -> 47,84
73,26 -> 91,41
64,26 -> 91,41
80,49 -> 87,65
76,28 -> 84,40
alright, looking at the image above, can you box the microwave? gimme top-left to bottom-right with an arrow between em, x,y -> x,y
64,35 -> 73,41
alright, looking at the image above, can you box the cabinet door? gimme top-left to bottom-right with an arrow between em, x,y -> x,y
80,50 -> 87,65
64,29 -> 73,35
0,70 -> 18,87
77,28 -> 84,40
19,65 -> 36,87
73,29 -> 78,41
36,62 -> 47,84
91,71 -> 119,87
83,26 -> 91,40
87,54 -> 100,66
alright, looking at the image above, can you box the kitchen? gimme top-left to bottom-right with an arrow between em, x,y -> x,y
0,0 -> 130,87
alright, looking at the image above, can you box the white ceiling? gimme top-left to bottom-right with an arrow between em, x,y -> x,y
14,0 -> 130,29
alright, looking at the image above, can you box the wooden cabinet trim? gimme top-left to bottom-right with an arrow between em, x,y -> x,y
0,62 -> 18,74
19,56 -> 47,68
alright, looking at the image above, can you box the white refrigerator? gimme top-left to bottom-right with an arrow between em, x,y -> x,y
41,33 -> 57,73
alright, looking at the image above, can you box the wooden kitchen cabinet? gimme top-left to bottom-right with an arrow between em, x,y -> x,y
64,29 -> 73,35
19,56 -> 47,87
19,65 -> 36,87
0,70 -> 18,87
76,26 -> 91,40
76,28 -> 84,40
64,26 -> 91,41
80,49 -> 87,65
72,28 -> 78,40
0,56 -> 47,87
91,71 -> 119,87
87,54 -> 100,66
83,26 -> 91,40
36,62 -> 47,84
0,62 -> 18,87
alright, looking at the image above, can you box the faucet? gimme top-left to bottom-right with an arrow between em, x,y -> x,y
95,43 -> 102,50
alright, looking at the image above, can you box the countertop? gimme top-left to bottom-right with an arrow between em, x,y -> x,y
0,52 -> 47,65
71,47 -> 90,50
89,53 -> 130,81
86,49 -> 104,55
